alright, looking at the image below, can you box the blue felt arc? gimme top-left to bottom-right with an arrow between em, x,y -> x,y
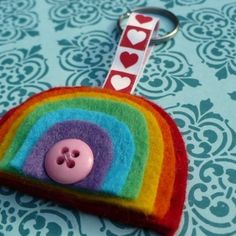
10,109 -> 135,197
23,120 -> 113,191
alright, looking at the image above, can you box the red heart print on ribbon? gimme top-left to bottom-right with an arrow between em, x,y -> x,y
103,13 -> 159,93
120,52 -> 138,68
135,14 -> 153,24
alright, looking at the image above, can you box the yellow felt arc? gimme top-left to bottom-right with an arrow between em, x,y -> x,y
0,89 -> 164,214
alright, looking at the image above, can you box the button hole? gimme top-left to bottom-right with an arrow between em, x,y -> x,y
57,156 -> 65,165
67,160 -> 75,168
72,150 -> 80,158
61,147 -> 69,154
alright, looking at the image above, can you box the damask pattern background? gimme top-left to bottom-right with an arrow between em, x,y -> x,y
0,0 -> 236,235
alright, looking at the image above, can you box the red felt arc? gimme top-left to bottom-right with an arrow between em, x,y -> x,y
0,107 -> 17,127
146,99 -> 188,236
0,87 -> 188,236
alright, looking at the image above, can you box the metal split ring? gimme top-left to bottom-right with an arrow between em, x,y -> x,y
118,7 -> 179,45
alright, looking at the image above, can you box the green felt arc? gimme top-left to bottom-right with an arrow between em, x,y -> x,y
1,97 -> 149,199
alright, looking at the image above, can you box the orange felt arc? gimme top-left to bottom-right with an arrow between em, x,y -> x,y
0,87 -> 188,236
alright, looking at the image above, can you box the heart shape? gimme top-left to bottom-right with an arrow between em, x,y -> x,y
127,29 -> 146,45
111,75 -> 131,90
120,52 -> 138,68
135,14 -> 153,24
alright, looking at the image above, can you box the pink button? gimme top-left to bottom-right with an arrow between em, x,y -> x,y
44,139 -> 94,184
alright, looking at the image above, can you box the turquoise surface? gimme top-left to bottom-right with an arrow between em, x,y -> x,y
0,0 -> 236,235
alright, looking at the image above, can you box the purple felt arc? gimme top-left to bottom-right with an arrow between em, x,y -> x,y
23,120 -> 113,191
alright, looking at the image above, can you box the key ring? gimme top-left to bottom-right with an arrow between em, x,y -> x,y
118,7 -> 179,45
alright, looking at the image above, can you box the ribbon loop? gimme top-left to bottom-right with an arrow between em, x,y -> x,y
103,13 -> 159,94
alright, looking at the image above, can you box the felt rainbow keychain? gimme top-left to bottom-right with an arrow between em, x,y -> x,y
0,8 -> 187,236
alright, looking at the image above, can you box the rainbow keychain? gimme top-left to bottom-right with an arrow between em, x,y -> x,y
0,7 -> 187,236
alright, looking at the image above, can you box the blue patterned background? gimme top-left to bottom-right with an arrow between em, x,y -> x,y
0,0 -> 236,235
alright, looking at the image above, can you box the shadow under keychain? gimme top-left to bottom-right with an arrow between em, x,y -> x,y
0,7 -> 187,236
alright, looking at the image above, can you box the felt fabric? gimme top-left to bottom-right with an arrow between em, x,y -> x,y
0,87 -> 164,214
10,109 -> 135,197
6,101 -> 149,201
135,103 -> 176,219
2,87 -> 174,217
83,89 -> 177,219
53,98 -> 187,236
23,120 -> 113,191
145,99 -> 188,236
105,89 -> 176,219
0,89 -> 188,236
